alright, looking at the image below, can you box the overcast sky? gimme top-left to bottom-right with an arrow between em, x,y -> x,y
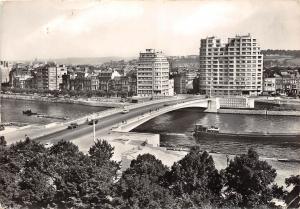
0,0 -> 300,60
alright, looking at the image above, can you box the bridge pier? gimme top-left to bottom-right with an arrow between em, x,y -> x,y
204,98 -> 219,113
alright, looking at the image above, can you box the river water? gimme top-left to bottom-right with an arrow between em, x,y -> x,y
0,98 -> 109,124
132,108 -> 300,160
1,98 -> 300,160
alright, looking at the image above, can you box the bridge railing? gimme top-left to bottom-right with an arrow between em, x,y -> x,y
64,96 -> 190,126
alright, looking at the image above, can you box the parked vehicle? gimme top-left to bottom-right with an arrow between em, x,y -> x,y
88,119 -> 98,125
68,123 -> 78,129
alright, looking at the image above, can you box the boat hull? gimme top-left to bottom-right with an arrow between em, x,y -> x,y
194,132 -> 300,141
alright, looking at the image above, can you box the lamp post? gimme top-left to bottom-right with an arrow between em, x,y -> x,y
93,115 -> 96,143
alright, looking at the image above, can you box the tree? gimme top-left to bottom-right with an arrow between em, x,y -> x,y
116,154 -> 174,209
0,138 -> 47,208
285,175 -> 300,208
15,164 -> 56,208
222,148 -> 277,208
0,136 -> 6,146
0,139 -> 119,209
89,139 -> 118,167
164,147 -> 222,205
125,154 -> 168,183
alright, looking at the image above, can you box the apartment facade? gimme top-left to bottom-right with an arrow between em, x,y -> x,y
174,72 -> 187,94
199,34 -> 263,96
263,77 -> 276,93
0,61 -> 12,83
137,49 -> 170,97
274,71 -> 300,96
37,64 -> 67,90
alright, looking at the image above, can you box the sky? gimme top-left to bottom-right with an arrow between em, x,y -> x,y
0,0 -> 300,60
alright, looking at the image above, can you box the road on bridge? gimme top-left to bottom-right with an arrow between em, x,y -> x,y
35,98 -> 197,144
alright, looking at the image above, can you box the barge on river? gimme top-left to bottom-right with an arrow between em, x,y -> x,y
22,109 -> 37,116
194,124 -> 300,140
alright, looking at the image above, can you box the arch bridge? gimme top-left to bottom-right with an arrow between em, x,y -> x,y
113,99 -> 210,132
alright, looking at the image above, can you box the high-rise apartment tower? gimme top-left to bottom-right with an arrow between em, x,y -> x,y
137,49 -> 170,97
199,34 -> 263,96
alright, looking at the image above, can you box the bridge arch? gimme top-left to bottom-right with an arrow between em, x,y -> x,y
113,99 -> 209,132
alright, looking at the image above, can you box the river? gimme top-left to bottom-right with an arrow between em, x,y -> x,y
0,98 -> 109,124
132,108 -> 300,160
1,98 -> 300,160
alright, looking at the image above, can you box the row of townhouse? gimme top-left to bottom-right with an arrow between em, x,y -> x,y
9,63 -> 67,90
61,69 -> 137,95
263,70 -> 300,96
7,63 -> 137,95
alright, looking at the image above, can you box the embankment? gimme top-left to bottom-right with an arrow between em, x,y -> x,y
1,94 -> 126,107
218,108 -> 300,116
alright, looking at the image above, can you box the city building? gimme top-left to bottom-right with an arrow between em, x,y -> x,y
274,71 -> 300,96
137,49 -> 170,97
89,74 -> 99,91
199,34 -> 263,96
168,79 -> 174,96
174,72 -> 187,94
263,77 -> 276,94
185,70 -> 197,83
12,74 -> 33,89
36,64 -> 67,90
9,64 -> 31,88
217,97 -> 255,109
0,61 -> 12,84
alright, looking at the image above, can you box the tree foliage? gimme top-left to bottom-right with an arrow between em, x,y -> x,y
0,139 -> 119,209
0,138 -> 294,209
164,147 -> 222,202
0,136 -> 6,146
285,175 -> 300,208
116,154 -> 174,209
222,148 -> 277,208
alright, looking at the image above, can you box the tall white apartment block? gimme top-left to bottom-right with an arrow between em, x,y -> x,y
37,64 -> 67,90
199,34 -> 263,96
137,49 -> 170,97
48,65 -> 67,90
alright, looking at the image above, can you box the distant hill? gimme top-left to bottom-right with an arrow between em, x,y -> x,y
261,51 -> 300,67
261,50 -> 300,58
50,57 -> 135,65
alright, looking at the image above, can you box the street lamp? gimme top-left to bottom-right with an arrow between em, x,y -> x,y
93,117 -> 96,143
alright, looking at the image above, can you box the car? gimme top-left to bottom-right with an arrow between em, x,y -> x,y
88,119 -> 98,125
68,123 -> 78,129
122,109 -> 129,114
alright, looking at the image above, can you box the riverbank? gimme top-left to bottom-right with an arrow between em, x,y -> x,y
71,128 -> 299,188
120,147 -> 299,188
1,93 -> 129,108
218,108 -> 300,116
